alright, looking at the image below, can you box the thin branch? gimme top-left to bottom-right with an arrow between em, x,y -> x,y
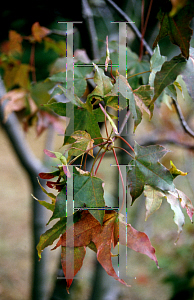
173,99 -> 194,138
105,0 -> 153,57
82,0 -> 99,59
138,137 -> 194,150
139,0 -> 154,59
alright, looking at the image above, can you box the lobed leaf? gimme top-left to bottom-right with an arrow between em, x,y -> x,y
152,54 -> 186,103
153,3 -> 194,58
119,217 -> 158,267
127,142 -> 175,203
73,174 -> 105,224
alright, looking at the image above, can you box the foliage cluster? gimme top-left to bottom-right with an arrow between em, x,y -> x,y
1,0 -> 194,294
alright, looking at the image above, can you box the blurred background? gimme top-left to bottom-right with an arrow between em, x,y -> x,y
1,0 -> 194,299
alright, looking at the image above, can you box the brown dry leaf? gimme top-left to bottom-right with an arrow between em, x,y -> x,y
31,22 -> 51,42
1,88 -> 37,122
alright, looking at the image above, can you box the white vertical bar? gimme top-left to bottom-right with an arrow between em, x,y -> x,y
66,165 -> 74,279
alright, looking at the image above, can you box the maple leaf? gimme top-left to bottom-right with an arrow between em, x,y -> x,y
49,68 -> 87,98
181,47 -> 194,100
151,54 -> 186,104
31,22 -> 51,43
127,142 -> 175,203
144,183 -> 194,236
1,88 -> 37,122
53,210 -> 158,293
73,173 -> 105,224
45,102 -> 104,145
61,246 -> 86,293
153,2 -> 194,58
67,130 -> 94,162
3,62 -> 33,90
86,63 -> 113,109
5,30 -> 23,55
35,110 -> 67,136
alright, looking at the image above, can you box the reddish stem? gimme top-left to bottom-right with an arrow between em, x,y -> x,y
112,148 -> 125,213
113,146 -> 133,158
116,135 -> 135,153
94,151 -> 106,176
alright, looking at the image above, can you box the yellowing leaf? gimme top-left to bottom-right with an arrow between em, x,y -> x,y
31,22 -> 51,42
144,185 -> 165,220
8,30 -> 23,54
169,160 -> 187,178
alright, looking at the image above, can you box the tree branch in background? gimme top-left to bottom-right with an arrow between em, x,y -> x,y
82,0 -> 99,59
105,0 -> 153,56
0,80 -> 49,300
172,99 -> 194,138
105,0 -> 194,141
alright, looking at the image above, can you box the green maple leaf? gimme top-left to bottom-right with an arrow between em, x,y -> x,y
127,142 -> 175,203
86,63 -> 113,110
73,174 -> 105,224
45,102 -> 104,145
36,211 -> 81,259
151,54 -> 186,103
153,3 -> 194,59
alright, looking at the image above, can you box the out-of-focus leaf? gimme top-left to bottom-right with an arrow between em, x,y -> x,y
30,81 -> 54,106
170,0 -> 188,16
1,88 -> 37,122
31,22 -> 51,42
153,3 -> 194,58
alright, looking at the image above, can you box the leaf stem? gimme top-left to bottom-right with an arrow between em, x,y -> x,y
90,146 -> 105,176
113,146 -> 133,158
112,148 -> 125,213
116,135 -> 135,153
127,70 -> 150,79
94,151 -> 106,176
